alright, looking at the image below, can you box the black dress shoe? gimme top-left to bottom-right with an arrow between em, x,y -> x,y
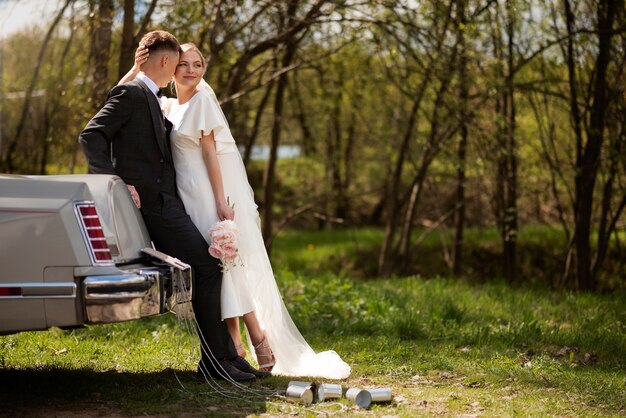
197,360 -> 256,382
231,356 -> 271,378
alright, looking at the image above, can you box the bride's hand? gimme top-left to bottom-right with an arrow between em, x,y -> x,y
132,46 -> 149,71
217,201 -> 235,221
118,46 -> 149,85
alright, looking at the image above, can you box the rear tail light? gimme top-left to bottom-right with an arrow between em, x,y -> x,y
0,287 -> 22,296
74,201 -> 113,265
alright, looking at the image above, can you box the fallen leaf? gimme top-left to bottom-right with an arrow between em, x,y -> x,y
555,346 -> 570,356
584,352 -> 597,363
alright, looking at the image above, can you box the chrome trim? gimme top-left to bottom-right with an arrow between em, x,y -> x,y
108,177 -> 123,260
81,262 -> 194,324
83,273 -> 161,323
0,282 -> 77,299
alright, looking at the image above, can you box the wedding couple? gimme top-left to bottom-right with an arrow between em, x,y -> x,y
79,30 -> 350,382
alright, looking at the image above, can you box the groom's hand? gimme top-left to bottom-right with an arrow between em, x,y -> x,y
127,185 -> 141,208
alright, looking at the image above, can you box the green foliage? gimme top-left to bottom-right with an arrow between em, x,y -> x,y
1,24 -> 95,174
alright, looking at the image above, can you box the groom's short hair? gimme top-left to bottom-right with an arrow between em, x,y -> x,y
139,30 -> 182,55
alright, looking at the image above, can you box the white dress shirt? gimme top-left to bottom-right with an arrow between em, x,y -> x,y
136,72 -> 160,98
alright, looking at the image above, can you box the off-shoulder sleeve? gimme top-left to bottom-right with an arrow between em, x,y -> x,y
177,91 -> 225,142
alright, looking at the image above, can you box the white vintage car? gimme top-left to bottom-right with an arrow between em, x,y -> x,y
0,174 -> 192,335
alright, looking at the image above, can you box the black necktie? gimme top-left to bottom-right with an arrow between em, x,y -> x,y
156,89 -> 163,98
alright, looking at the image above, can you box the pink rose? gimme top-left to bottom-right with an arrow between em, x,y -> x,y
208,245 -> 223,259
213,231 -> 236,245
222,243 -> 237,257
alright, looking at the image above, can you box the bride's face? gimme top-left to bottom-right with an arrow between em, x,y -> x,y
175,50 -> 205,89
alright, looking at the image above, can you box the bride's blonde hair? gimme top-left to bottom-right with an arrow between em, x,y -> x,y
181,42 -> 206,68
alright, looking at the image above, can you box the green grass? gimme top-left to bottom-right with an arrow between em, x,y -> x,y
273,225 -> 625,289
1,228 -> 625,417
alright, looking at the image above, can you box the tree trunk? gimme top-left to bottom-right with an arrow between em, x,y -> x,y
133,0 -> 158,47
292,72 -> 314,157
90,0 -> 114,110
330,64 -> 347,221
377,95 -> 420,275
593,126 -> 626,281
341,112 -> 356,221
452,0 -> 469,277
3,0 -> 72,173
562,0 -> 584,284
262,1 -> 300,253
118,0 -> 135,81
39,109 -> 51,175
243,79 -> 274,166
574,0 -> 616,290
398,69 -> 455,262
488,0 -> 517,283
502,0 -> 518,283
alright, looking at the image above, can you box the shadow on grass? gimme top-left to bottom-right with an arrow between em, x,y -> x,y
0,367 -> 278,417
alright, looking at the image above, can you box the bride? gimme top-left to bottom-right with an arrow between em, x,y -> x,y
121,43 -> 350,379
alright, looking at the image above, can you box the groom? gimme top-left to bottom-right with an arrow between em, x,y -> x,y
79,30 -> 266,381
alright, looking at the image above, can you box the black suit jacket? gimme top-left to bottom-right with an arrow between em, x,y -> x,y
79,79 -> 175,209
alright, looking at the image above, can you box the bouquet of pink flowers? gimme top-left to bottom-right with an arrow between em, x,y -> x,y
208,220 -> 241,270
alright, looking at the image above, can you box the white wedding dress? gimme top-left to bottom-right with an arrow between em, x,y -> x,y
161,82 -> 350,379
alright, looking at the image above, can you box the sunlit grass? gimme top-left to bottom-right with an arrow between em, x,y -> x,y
1,228 -> 624,416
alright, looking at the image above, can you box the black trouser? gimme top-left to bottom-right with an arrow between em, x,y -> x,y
142,192 -> 236,361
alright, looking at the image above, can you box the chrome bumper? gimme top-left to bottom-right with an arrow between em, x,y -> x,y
83,266 -> 193,324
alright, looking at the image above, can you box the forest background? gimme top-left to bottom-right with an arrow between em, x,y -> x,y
0,0 -> 625,292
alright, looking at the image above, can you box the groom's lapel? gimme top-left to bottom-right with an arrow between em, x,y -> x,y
134,80 -> 171,163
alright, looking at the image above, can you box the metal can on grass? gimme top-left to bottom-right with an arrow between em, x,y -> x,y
345,387 -> 372,408
285,384 -> 313,405
285,380 -> 317,405
367,387 -> 392,402
317,383 -> 342,401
